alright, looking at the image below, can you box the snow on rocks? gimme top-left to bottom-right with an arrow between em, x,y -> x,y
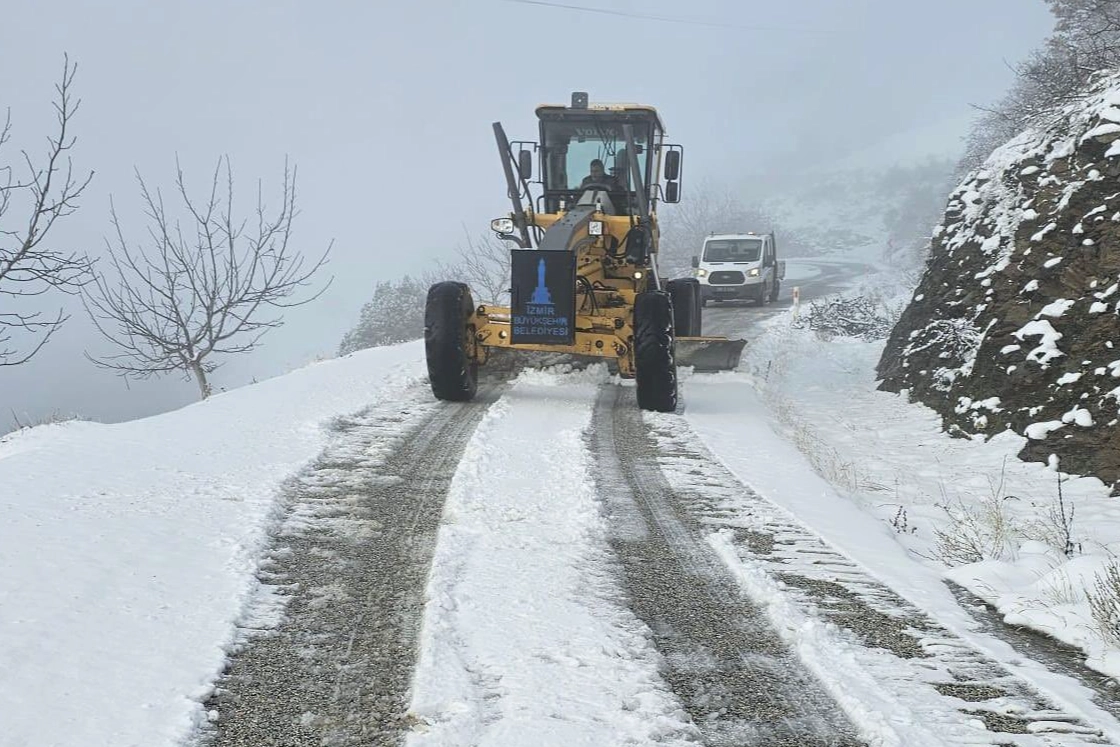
879,71 -> 1120,493
1063,405 -> 1096,428
1025,420 -> 1066,439
1038,298 -> 1076,317
1013,319 -> 1065,367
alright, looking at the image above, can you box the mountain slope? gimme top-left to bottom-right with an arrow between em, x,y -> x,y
878,72 -> 1120,493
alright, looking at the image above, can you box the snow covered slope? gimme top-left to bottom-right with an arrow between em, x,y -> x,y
879,71 -> 1120,495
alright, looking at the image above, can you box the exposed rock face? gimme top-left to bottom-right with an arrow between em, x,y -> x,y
878,75 -> 1120,494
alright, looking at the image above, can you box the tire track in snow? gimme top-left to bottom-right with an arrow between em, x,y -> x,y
645,411 -> 1118,746
946,581 -> 1120,725
591,384 -> 865,746
197,380 -> 502,747
403,367 -> 698,747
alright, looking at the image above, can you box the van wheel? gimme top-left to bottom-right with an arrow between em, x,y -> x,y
425,281 -> 478,402
634,290 -> 677,412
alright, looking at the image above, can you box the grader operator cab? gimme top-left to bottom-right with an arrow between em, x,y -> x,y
423,92 -> 746,412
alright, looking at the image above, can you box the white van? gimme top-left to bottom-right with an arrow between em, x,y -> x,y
692,232 -> 785,306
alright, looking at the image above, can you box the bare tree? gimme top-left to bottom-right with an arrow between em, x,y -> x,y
657,179 -> 781,276
0,55 -> 93,365
1048,0 -> 1120,70
960,0 -> 1120,173
83,157 -> 331,398
432,224 -> 514,306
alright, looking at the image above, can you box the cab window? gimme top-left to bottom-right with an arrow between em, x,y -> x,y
540,119 -> 650,192
702,239 -> 762,262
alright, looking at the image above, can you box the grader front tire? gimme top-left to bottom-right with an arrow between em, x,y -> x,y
424,281 -> 478,402
634,290 -> 678,413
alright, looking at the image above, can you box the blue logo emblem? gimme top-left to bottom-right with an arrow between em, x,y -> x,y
530,258 -> 553,306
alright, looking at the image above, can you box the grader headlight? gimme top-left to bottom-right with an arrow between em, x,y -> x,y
588,220 -> 604,236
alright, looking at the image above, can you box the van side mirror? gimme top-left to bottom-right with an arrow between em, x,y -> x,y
518,149 -> 533,180
664,150 -> 681,181
664,181 -> 680,203
691,255 -> 699,268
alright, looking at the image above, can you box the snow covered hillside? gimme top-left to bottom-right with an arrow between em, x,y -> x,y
879,71 -> 1120,496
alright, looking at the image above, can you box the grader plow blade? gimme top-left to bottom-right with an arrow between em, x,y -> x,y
674,336 -> 747,372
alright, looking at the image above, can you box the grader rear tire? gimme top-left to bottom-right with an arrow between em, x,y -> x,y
667,278 -> 702,337
424,281 -> 478,402
634,290 -> 678,413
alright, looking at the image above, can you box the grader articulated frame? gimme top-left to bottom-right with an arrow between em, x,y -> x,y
424,92 -> 746,412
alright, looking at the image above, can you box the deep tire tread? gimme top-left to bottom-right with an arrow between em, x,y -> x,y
667,278 -> 702,337
634,290 -> 678,413
424,281 -> 478,402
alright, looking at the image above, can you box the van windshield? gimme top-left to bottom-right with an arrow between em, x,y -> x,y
702,239 -> 762,262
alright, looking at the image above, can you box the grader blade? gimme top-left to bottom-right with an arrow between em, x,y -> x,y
674,336 -> 747,372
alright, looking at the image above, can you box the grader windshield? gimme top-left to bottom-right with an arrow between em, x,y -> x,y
538,114 -> 656,213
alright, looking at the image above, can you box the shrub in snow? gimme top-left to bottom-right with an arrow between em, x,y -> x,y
792,295 -> 898,341
1088,560 -> 1120,648
934,491 -> 1021,567
935,465 -> 1082,566
1020,473 -> 1082,558
904,318 -> 985,388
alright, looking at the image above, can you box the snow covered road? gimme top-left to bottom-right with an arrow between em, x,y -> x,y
8,259 -> 1120,746
203,382 -> 503,746
590,384 -> 862,746
202,358 -> 1120,746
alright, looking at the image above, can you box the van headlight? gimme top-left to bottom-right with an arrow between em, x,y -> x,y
748,268 -> 760,277
695,268 -> 708,278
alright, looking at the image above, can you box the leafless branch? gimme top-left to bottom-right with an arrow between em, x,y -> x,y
961,1 -> 1120,172
433,225 -> 514,305
82,157 -> 332,398
0,54 -> 94,365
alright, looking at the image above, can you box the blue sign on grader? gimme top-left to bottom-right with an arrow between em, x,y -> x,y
510,250 -> 575,346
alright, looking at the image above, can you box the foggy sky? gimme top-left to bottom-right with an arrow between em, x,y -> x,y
0,0 -> 1054,430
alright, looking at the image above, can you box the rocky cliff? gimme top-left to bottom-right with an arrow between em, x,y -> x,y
878,74 -> 1120,493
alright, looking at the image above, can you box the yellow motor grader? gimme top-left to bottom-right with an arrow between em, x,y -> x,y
424,92 -> 746,412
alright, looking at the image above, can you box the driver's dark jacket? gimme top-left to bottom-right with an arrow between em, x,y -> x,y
580,172 -> 622,189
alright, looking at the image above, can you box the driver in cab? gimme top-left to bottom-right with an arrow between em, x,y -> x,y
580,159 -> 621,191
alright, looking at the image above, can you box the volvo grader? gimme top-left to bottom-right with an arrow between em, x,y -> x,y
423,92 -> 746,412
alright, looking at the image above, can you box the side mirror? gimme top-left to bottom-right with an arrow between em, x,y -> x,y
664,150 -> 681,181
664,180 -> 680,203
691,256 -> 699,268
518,149 -> 533,180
